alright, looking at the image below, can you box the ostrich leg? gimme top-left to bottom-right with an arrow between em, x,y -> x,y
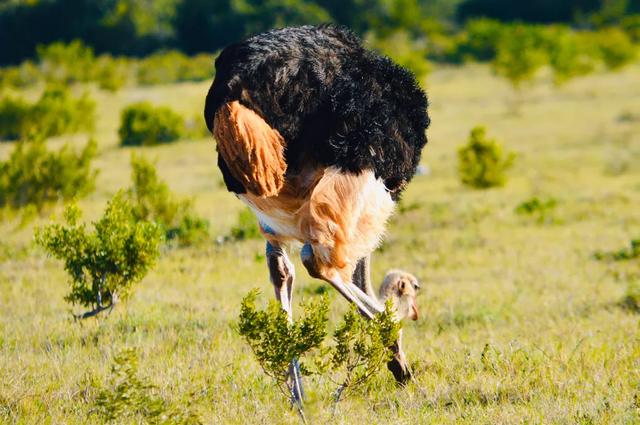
352,255 -> 413,384
265,241 -> 305,405
352,255 -> 376,299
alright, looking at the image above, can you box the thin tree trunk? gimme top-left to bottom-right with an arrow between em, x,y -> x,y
74,273 -> 116,320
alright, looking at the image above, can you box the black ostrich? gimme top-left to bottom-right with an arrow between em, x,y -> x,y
204,24 -> 430,403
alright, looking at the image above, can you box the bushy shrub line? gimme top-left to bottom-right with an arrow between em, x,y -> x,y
0,40 -> 214,91
119,102 -> 185,146
0,86 -> 95,140
2,23 -> 634,91
0,138 -> 97,211
128,155 -> 209,246
0,40 -> 129,91
136,50 -> 213,86
452,20 -> 637,87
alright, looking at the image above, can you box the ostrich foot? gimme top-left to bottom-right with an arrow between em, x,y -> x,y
288,358 -> 305,406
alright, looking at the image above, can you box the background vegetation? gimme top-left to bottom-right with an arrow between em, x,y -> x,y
1,0 -> 639,423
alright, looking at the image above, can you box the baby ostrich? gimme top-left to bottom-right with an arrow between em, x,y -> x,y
379,270 -> 421,321
358,267 -> 421,381
204,25 -> 430,403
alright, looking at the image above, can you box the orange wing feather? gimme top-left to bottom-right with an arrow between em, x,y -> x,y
213,101 -> 286,197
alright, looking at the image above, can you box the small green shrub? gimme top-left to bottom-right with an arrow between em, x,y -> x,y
492,24 -> 548,89
166,214 -> 210,246
238,290 -> 400,407
621,281 -> 640,313
0,86 -> 95,140
458,126 -> 515,189
590,28 -> 637,70
178,53 -> 214,82
0,96 -> 31,140
32,86 -> 96,138
594,239 -> 640,262
546,28 -> 596,85
454,18 -> 505,62
95,348 -> 201,424
119,102 -> 185,146
515,197 -> 558,224
323,304 -> 400,402
94,55 -> 130,92
128,155 -> 209,246
136,51 -> 213,86
230,208 -> 261,241
621,15 -> 640,42
36,195 -> 162,319
238,290 -> 329,397
37,40 -> 95,84
0,138 -> 97,210
137,51 -> 182,86
0,61 -> 40,89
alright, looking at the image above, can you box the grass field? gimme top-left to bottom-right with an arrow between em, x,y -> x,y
1,62 -> 640,424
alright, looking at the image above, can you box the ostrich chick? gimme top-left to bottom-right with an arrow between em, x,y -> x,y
379,270 -> 420,321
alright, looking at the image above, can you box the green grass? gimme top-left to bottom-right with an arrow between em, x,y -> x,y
1,63 -> 640,423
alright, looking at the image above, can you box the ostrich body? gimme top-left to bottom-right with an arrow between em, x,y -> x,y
204,25 -> 430,402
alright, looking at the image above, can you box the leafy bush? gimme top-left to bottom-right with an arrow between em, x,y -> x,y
119,102 -> 185,146
454,18 -> 505,62
621,15 -> 640,42
95,348 -> 201,424
594,239 -> 640,262
0,86 -> 95,140
128,155 -> 209,246
238,290 -> 400,406
32,86 -> 96,138
546,27 -> 596,85
177,53 -> 214,82
590,28 -> 637,70
36,195 -> 162,319
37,40 -> 95,84
136,51 -> 213,86
621,280 -> 640,313
94,55 -> 130,92
237,290 -> 328,397
0,60 -> 40,89
458,126 -> 515,189
322,304 -> 400,402
0,138 -> 97,210
230,208 -> 261,241
492,24 -> 548,88
515,197 -> 558,224
166,215 -> 210,246
0,96 -> 31,140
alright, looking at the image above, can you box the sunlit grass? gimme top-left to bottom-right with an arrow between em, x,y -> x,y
1,62 -> 640,423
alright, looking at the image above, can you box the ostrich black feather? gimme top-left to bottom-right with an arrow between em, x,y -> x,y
204,24 -> 430,198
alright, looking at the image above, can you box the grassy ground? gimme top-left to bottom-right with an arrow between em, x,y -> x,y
1,63 -> 639,424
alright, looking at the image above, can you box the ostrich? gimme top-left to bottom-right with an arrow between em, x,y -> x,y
204,24 -> 430,402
